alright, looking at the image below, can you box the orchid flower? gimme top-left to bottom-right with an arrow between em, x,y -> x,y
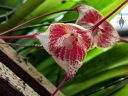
0,0 -> 128,96
76,1 -> 128,48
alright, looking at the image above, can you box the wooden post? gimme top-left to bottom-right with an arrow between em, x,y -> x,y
0,39 -> 64,96
0,62 -> 39,96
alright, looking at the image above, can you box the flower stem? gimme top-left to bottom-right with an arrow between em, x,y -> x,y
0,8 -> 77,35
0,33 -> 40,39
51,75 -> 70,96
92,0 -> 128,31
119,38 -> 128,43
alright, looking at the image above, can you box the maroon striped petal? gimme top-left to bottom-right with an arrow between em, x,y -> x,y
49,23 -> 92,74
76,4 -> 102,28
95,22 -> 119,48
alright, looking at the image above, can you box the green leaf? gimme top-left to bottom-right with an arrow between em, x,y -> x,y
24,0 -> 66,21
89,77 -> 128,96
114,84 -> 128,96
62,65 -> 128,96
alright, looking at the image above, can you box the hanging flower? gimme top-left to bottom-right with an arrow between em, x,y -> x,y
36,23 -> 92,77
76,4 -> 119,48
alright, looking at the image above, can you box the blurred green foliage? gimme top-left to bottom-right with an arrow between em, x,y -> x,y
0,0 -> 128,96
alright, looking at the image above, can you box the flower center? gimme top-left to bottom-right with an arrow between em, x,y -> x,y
63,33 -> 79,49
